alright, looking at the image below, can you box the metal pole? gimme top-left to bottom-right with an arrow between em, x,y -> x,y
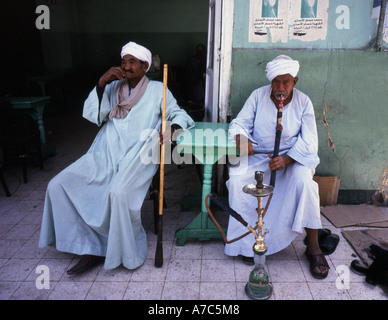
376,0 -> 387,51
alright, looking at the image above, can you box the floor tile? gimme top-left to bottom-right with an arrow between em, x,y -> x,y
272,282 -> 313,300
0,282 -> 22,300
0,258 -> 40,281
131,258 -> 168,282
9,281 -> 52,300
347,281 -> 388,300
124,281 -> 164,300
308,282 -> 351,300
0,240 -> 27,259
86,281 -> 128,300
47,281 -> 93,300
166,259 -> 201,282
170,241 -> 202,260
200,282 -> 237,300
268,259 -> 306,283
162,281 -> 200,300
202,240 -> 228,260
201,259 -> 235,282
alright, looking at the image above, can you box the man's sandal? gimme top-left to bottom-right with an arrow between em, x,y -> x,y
350,259 -> 368,276
305,250 -> 330,279
303,229 -> 339,255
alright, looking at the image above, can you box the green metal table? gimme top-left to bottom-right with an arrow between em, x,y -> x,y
10,96 -> 56,158
174,122 -> 237,246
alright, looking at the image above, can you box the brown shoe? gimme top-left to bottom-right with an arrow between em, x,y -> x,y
67,255 -> 104,275
305,250 -> 330,279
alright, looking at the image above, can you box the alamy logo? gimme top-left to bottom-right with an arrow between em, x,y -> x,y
35,5 -> 50,30
138,124 -> 247,173
335,264 -> 350,290
35,265 -> 50,289
335,5 -> 350,30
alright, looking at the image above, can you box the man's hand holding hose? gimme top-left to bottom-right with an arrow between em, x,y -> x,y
235,134 -> 294,171
268,153 -> 294,171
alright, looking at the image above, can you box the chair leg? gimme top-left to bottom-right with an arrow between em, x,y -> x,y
36,138 -> 43,170
19,154 -> 28,183
0,167 -> 11,197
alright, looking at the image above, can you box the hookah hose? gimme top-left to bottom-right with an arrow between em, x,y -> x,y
269,97 -> 284,187
205,193 -> 272,244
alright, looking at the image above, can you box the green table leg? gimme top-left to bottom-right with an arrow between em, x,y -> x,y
175,163 -> 226,246
180,188 -> 202,211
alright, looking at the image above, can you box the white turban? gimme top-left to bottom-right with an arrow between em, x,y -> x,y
121,42 -> 152,72
265,55 -> 300,82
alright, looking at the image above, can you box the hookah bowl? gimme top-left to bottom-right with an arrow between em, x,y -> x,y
243,171 -> 274,300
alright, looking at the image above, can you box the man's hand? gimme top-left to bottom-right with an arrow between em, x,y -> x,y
236,134 -> 254,156
159,124 -> 182,145
159,126 -> 172,145
268,154 -> 294,171
98,67 -> 125,87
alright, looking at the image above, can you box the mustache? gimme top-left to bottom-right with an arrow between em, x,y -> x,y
274,92 -> 287,100
123,69 -> 134,74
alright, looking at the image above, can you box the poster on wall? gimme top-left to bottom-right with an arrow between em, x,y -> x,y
249,0 -> 329,43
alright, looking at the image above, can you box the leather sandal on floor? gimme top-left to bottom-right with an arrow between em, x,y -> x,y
350,259 -> 369,276
319,233 -> 339,255
305,250 -> 330,279
304,228 -> 339,255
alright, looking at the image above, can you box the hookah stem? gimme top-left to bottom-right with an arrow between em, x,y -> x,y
205,193 -> 273,243
269,97 -> 284,187
208,194 -> 248,227
205,194 -> 249,243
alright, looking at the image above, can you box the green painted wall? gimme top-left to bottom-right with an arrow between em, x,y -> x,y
229,0 -> 388,203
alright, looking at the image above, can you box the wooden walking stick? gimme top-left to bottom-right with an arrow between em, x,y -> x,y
155,64 -> 168,268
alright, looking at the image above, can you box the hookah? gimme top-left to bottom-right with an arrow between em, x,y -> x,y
205,96 -> 284,300
205,171 -> 274,300
242,171 -> 273,300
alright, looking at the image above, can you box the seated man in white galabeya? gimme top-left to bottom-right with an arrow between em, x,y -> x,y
38,42 -> 194,275
225,55 -> 329,279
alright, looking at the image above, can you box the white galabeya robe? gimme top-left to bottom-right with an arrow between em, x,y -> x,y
225,85 -> 321,257
38,79 -> 194,269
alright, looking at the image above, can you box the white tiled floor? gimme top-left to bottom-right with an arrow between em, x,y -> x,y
0,114 -> 387,301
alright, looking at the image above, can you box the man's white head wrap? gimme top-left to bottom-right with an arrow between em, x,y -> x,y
121,42 -> 152,72
265,55 -> 300,82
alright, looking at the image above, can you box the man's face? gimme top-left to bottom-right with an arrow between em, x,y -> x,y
271,73 -> 298,101
121,54 -> 148,82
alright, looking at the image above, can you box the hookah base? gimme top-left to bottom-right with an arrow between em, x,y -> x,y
245,282 -> 273,300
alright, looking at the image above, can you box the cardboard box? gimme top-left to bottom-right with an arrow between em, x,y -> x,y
313,176 -> 340,206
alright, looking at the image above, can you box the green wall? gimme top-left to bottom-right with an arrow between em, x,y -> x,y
230,0 -> 388,203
